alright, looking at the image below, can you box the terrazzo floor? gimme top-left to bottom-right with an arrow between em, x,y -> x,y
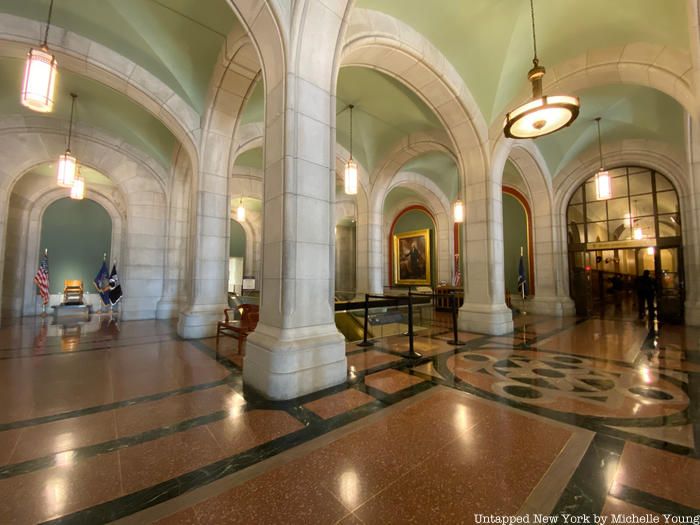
0,311 -> 697,524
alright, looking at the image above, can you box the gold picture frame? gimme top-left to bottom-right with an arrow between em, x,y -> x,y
393,228 -> 431,285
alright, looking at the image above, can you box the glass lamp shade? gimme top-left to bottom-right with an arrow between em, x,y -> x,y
57,152 -> 77,188
453,200 -> 464,223
21,47 -> 58,113
595,170 -> 611,200
633,227 -> 644,240
70,177 -> 85,200
646,246 -> 655,256
236,203 -> 245,222
504,95 -> 579,139
344,159 -> 358,195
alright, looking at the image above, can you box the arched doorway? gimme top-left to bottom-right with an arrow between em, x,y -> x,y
567,166 -> 683,322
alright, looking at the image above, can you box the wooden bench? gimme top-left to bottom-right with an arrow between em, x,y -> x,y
216,304 -> 259,355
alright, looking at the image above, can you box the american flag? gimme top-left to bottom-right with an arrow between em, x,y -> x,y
34,251 -> 50,305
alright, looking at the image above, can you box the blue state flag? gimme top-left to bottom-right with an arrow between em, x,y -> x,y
93,260 -> 111,305
517,254 -> 528,296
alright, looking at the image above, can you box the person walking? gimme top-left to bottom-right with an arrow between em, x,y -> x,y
635,270 -> 655,320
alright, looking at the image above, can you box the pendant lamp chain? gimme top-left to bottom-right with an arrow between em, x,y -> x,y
349,104 -> 354,160
42,0 -> 55,48
595,117 -> 603,169
529,0 -> 538,66
67,92 -> 77,151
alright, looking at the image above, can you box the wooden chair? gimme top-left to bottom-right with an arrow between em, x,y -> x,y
216,304 -> 259,355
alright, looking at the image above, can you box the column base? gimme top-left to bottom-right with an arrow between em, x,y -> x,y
684,301 -> 700,326
156,298 -> 180,320
243,323 -> 347,400
458,302 -> 513,335
526,296 -> 576,317
177,304 -> 226,339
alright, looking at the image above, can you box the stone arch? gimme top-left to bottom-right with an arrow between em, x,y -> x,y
369,130 -> 456,211
231,122 -> 265,166
343,9 -> 515,333
382,173 -> 452,285
17,188 -> 125,318
0,14 -> 200,165
491,137 -> 573,314
178,0 -> 286,338
554,139 -> 691,306
0,122 -> 168,321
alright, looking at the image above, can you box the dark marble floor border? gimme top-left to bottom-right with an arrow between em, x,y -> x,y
0,376 -> 235,432
610,483 -> 700,516
38,381 -> 429,524
552,433 -> 625,516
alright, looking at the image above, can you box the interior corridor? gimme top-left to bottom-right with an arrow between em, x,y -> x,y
0,313 -> 697,524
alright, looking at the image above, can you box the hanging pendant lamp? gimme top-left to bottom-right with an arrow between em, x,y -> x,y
57,93 -> 78,188
70,170 -> 85,200
344,104 -> 358,195
21,0 -> 58,113
453,200 -> 464,223
504,0 -> 579,139
236,197 -> 246,221
594,118 -> 611,200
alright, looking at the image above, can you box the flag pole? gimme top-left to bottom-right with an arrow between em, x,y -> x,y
520,246 -> 526,315
41,248 -> 48,316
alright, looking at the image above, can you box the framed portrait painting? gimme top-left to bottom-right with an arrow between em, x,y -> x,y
393,228 -> 431,286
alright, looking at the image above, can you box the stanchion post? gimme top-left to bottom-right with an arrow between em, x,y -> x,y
356,293 -> 374,347
447,291 -> 465,345
402,292 -> 422,359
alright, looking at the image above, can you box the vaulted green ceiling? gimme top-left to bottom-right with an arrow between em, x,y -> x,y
357,0 -> 689,124
239,80 -> 264,127
0,58 -> 178,168
401,152 -> 459,202
337,67 -> 442,174
536,84 -> 685,176
1,0 -> 237,113
234,148 -> 263,169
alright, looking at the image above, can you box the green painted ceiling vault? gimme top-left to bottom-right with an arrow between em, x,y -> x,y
0,58 -> 178,169
357,0 -> 689,124
1,0 -> 238,114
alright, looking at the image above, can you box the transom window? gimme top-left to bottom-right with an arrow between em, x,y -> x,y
567,167 -> 680,246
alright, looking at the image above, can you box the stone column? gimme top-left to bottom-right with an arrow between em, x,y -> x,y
177,131 -> 230,338
243,0 -> 349,400
459,149 -> 514,335
527,185 -> 575,316
683,116 -> 700,325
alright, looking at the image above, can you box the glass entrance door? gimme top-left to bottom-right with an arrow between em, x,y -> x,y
656,247 -> 684,323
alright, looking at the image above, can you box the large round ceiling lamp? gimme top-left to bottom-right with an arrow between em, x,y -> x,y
594,117 -> 611,200
344,104 -> 358,195
21,0 -> 58,113
503,0 -> 579,139
57,93 -> 79,188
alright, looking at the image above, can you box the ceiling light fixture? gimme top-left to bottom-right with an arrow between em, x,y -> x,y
453,200 -> 464,223
344,104 -> 358,195
57,93 -> 78,188
503,0 -> 579,139
236,197 -> 245,222
21,0 -> 58,113
594,118 -> 611,200
70,167 -> 84,200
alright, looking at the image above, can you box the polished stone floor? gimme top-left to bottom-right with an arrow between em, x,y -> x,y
0,312 -> 698,524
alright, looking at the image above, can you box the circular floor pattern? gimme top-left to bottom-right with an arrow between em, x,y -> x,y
444,349 -> 688,420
